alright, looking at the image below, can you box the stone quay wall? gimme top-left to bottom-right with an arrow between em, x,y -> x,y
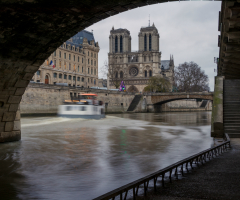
20,83 -> 136,115
20,83 -> 212,115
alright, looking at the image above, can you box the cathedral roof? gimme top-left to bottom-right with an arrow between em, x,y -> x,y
161,60 -> 171,70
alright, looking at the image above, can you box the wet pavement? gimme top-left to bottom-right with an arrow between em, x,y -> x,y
0,112 -> 213,199
142,139 -> 240,200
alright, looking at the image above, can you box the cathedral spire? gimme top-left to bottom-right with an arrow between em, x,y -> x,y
148,14 -> 150,27
112,26 -> 114,30
152,22 -> 155,27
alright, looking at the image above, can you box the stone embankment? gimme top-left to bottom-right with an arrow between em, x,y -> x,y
20,83 -> 212,115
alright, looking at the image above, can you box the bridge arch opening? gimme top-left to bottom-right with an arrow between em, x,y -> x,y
153,97 -> 213,113
0,0 -> 224,142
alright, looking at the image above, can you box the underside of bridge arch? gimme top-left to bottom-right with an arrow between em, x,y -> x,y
0,0 -> 226,142
153,97 -> 213,112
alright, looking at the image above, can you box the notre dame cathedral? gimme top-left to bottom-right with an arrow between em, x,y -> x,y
107,23 -> 175,92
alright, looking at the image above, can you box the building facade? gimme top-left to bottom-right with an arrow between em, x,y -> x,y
32,30 -> 100,88
108,24 -> 174,92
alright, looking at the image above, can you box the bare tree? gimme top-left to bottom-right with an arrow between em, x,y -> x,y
101,60 -> 120,89
174,62 -> 209,92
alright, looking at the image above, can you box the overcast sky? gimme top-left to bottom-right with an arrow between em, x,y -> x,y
87,1 -> 221,91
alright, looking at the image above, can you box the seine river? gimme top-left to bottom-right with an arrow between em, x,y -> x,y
0,112 -> 213,200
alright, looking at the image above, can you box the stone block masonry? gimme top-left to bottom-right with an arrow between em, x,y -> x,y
20,83 -> 136,115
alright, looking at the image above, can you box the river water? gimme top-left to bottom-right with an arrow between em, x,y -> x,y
0,112 -> 212,200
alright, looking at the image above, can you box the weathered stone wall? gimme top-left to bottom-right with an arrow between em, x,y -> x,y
20,83 -> 135,114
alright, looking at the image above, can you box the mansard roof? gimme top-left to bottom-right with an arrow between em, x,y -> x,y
71,30 -> 95,44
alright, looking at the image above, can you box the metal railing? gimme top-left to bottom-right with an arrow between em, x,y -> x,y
93,133 -> 231,200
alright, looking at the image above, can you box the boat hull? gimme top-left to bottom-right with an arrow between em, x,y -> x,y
58,104 -> 105,119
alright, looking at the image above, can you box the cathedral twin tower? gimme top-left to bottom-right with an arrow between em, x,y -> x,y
108,23 -> 174,92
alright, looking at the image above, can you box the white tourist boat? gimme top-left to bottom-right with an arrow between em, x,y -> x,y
58,93 -> 105,119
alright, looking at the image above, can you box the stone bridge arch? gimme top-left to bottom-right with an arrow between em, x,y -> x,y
150,92 -> 213,112
151,93 -> 213,105
0,0 -> 227,142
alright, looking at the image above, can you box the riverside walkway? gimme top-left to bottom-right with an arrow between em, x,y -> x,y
143,139 -> 240,200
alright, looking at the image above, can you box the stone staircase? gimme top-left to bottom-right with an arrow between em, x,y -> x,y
224,79 -> 240,138
127,95 -> 142,111
200,100 -> 208,108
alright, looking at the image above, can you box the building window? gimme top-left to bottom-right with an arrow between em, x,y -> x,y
64,53 -> 66,59
88,78 -> 89,83
69,64 -> 71,70
36,70 -> 40,75
69,54 -> 71,60
149,70 -> 152,77
88,68 -> 89,74
74,55 -> 75,61
78,66 -> 79,72
54,60 -> 56,67
77,77 -> 80,81
78,56 -> 79,62
149,34 -> 152,51
68,75 -> 72,80
59,74 -> 62,79
73,76 -> 76,81
64,74 -> 67,79
91,68 -> 93,74
115,71 -> 118,78
120,35 -> 123,53
82,67 -> 83,73
145,70 -> 147,77
88,51 -> 89,56
88,59 -> 89,64
54,51 -> 56,56
82,58 -> 83,63
82,77 -> 84,82
91,52 -> 93,57
94,79 -> 96,85
59,51 -> 61,58
91,60 -> 93,65
53,73 -> 57,78
120,71 -> 123,78
94,53 -> 96,58
94,61 -> 96,66
144,34 -> 147,51
91,79 -> 93,83
94,69 -> 96,75
115,36 -> 118,52
59,61 -> 61,68
64,62 -> 66,69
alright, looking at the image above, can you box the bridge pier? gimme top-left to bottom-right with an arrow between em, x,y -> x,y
0,100 -> 21,143
0,78 -> 30,142
211,76 -> 224,138
153,104 -> 162,113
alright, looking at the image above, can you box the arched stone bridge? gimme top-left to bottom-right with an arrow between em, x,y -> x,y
0,0 -> 238,143
149,92 -> 213,105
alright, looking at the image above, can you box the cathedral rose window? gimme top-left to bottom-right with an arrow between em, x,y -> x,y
129,67 -> 139,77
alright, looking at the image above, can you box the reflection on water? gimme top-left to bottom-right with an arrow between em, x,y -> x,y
0,112 -> 212,199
